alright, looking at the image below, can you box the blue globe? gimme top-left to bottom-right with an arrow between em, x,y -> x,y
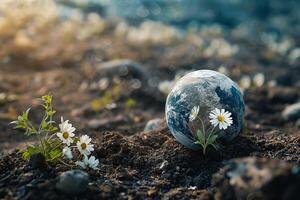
165,70 -> 245,150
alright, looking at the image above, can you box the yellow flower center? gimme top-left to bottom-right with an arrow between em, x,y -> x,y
63,132 -> 69,139
81,143 -> 87,150
217,115 -> 225,122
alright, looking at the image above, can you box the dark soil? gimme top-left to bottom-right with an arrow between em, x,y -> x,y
0,21 -> 300,200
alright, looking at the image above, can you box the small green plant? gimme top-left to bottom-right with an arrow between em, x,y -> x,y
188,106 -> 233,155
125,98 -> 137,110
11,95 -> 99,170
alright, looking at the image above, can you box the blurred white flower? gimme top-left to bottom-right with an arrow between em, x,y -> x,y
76,155 -> 99,170
62,146 -> 73,160
218,66 -> 229,75
158,80 -> 174,95
77,135 -> 94,156
57,117 -> 75,146
239,75 -> 251,89
189,106 -> 199,121
209,108 -> 233,130
288,48 -> 300,63
268,80 -> 277,87
253,73 -> 265,87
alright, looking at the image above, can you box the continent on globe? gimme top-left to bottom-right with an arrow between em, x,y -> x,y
165,70 -> 245,150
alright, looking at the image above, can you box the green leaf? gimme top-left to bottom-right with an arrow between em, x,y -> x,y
25,108 -> 31,118
73,137 -> 80,143
46,110 -> 56,117
210,143 -> 218,150
49,148 -> 62,160
207,134 -> 218,144
41,120 -> 48,129
48,125 -> 58,132
25,127 -> 38,136
22,151 -> 30,159
22,145 -> 40,159
196,129 -> 205,144
42,95 -> 52,105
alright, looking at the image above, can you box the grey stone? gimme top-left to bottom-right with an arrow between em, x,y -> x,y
165,70 -> 245,150
282,102 -> 300,121
56,170 -> 89,195
94,59 -> 165,102
95,59 -> 149,82
144,118 -> 164,132
28,153 -> 46,169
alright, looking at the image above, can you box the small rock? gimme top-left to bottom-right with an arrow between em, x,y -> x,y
159,160 -> 169,170
56,170 -> 89,195
28,153 -> 46,169
212,157 -> 300,200
282,102 -> 300,121
144,118 -> 164,132
95,59 -> 149,82
18,172 -> 34,185
94,59 -> 165,103
88,114 -> 128,129
99,184 -> 113,193
147,189 -> 156,196
188,186 -> 197,190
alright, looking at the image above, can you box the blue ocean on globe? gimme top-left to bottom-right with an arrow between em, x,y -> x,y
165,70 -> 245,150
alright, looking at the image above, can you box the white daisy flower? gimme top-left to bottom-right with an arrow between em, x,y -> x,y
209,108 -> 233,130
189,106 -> 200,121
62,146 -> 73,160
76,155 -> 99,170
77,135 -> 94,156
56,117 -> 75,146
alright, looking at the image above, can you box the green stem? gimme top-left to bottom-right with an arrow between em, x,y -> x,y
27,121 -> 37,133
50,142 -> 63,151
47,133 -> 57,143
203,146 -> 206,155
48,152 -> 62,161
58,158 -> 74,168
38,113 -> 47,133
196,116 -> 206,136
207,126 -> 217,141
39,137 -> 46,155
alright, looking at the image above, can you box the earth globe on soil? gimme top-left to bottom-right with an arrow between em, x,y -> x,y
165,70 -> 245,150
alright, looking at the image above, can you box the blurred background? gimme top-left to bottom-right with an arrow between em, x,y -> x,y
0,0 -> 300,151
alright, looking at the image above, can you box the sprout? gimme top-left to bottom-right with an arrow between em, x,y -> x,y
11,95 -> 99,171
189,106 -> 233,155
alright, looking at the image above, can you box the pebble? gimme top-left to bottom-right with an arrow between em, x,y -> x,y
94,59 -> 149,82
159,160 -> 169,170
144,118 -> 164,132
56,170 -> 89,195
18,172 -> 34,185
28,153 -> 46,169
281,102 -> 300,121
99,184 -> 113,193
